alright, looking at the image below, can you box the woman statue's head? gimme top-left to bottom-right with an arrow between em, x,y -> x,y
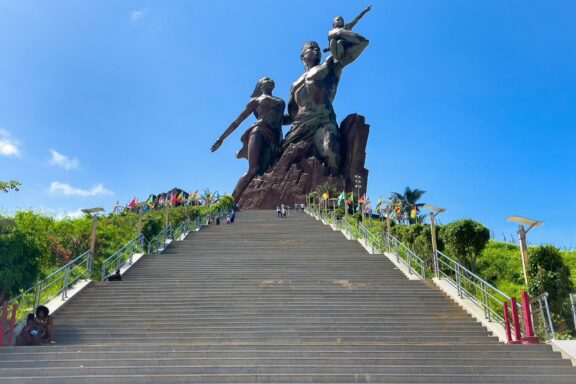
251,77 -> 275,97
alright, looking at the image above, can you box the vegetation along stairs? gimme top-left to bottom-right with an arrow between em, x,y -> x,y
0,210 -> 574,383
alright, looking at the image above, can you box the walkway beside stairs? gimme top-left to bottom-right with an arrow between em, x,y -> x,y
0,210 -> 574,383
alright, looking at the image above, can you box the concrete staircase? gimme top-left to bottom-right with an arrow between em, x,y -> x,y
0,210 -> 574,383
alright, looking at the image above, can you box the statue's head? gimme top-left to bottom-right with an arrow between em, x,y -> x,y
251,77 -> 275,97
301,41 -> 321,68
332,16 -> 344,28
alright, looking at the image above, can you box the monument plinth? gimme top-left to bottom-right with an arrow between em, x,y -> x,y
238,113 -> 369,209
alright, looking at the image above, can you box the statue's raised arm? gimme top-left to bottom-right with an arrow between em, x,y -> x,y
345,5 -> 371,30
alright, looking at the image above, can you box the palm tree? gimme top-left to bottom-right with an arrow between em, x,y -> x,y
389,187 -> 426,225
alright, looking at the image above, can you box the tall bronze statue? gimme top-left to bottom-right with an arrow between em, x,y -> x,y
282,27 -> 369,173
211,77 -> 285,199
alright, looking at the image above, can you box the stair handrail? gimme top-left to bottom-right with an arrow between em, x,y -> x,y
435,249 -> 512,325
100,234 -> 146,281
3,250 -> 92,324
147,224 -> 173,254
384,231 -> 426,279
357,221 -> 384,254
530,292 -> 555,340
571,293 -> 576,333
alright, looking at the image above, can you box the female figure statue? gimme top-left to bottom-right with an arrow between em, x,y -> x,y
211,77 -> 285,200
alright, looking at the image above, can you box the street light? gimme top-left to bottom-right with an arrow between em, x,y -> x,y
354,174 -> 363,220
423,204 -> 447,279
507,216 -> 544,287
379,201 -> 392,233
82,207 -> 104,274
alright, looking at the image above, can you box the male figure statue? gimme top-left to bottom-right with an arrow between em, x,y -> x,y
283,33 -> 369,174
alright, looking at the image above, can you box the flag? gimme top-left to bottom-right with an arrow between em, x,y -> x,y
146,195 -> 154,208
364,202 -> 371,214
358,194 -> 366,204
113,201 -> 121,213
375,198 -> 382,213
177,191 -> 183,203
337,191 -> 345,207
410,207 -> 418,219
127,198 -> 138,208
171,193 -> 178,206
322,192 -> 329,201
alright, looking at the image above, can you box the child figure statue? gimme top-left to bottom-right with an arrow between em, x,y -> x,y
326,6 -> 372,64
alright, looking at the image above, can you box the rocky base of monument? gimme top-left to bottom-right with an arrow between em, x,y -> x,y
238,114 -> 369,209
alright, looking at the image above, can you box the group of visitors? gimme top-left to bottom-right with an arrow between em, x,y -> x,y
15,305 -> 55,346
276,203 -> 306,218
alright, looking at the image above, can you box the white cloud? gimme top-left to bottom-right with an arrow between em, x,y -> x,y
0,129 -> 21,157
49,149 -> 79,170
131,9 -> 148,23
54,208 -> 85,221
49,181 -> 113,197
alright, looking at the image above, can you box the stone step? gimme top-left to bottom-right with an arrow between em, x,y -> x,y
1,357 -> 570,369
2,364 -> 575,377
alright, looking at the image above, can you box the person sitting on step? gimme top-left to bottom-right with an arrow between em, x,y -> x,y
35,305 -> 55,344
15,314 -> 43,346
108,269 -> 122,281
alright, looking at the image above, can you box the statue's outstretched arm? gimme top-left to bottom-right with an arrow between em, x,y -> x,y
211,100 -> 257,152
346,5 -> 371,30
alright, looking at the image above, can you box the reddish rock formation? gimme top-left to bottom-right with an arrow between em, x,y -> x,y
238,114 -> 369,209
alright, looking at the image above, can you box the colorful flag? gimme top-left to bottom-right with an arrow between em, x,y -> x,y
322,192 -> 329,201
171,193 -> 178,206
146,195 -> 154,208
337,191 -> 345,207
410,207 -> 418,219
364,202 -> 371,214
375,197 -> 382,213
358,194 -> 366,204
127,198 -> 138,208
177,191 -> 183,203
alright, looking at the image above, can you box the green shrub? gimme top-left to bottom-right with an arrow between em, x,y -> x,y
0,226 -> 42,300
439,219 -> 490,272
477,241 -> 523,287
528,245 -> 574,333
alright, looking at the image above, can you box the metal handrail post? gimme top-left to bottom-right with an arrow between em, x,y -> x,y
34,282 -> 42,310
570,293 -> 576,332
542,294 -> 555,339
456,264 -> 462,298
407,250 -> 412,275
61,266 -> 70,300
481,281 -> 489,320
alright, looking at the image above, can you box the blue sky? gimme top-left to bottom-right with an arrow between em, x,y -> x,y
0,1 -> 574,247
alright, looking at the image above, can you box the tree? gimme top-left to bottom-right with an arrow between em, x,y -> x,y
528,245 -> 574,333
0,180 -> 21,193
0,226 -> 42,301
440,219 -> 490,272
390,187 -> 426,225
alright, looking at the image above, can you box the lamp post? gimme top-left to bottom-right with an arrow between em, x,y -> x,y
137,203 -> 145,234
381,201 -> 392,233
82,208 -> 104,274
354,174 -> 362,213
423,204 -> 447,279
506,216 -> 544,287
